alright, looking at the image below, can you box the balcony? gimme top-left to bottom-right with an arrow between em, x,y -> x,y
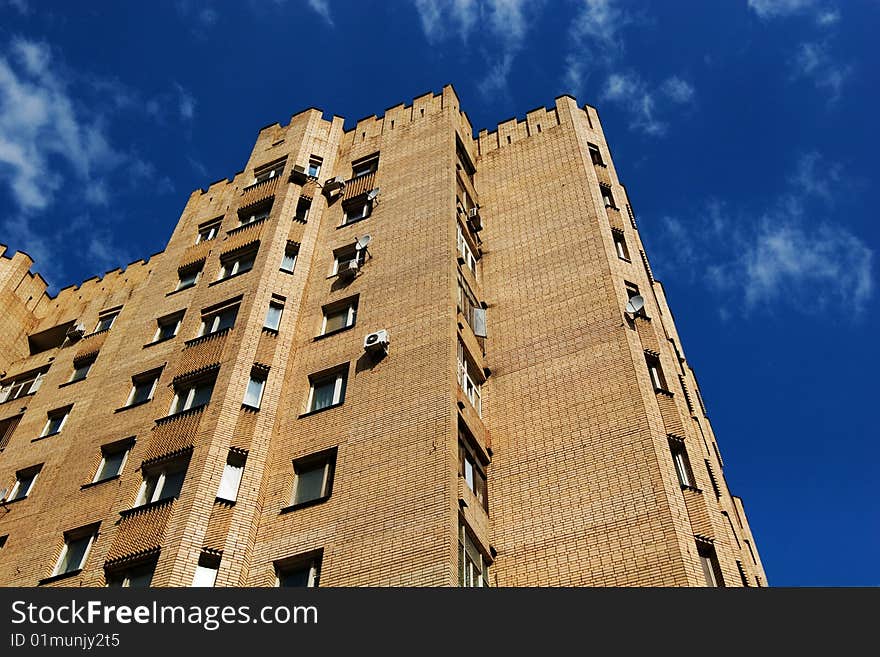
342,170 -> 376,202
73,329 -> 108,363
144,405 -> 205,464
179,239 -> 214,271
655,389 -> 686,438
172,328 -> 230,380
240,174 -> 282,210
105,498 -> 175,566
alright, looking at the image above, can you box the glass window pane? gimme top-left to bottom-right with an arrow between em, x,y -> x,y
278,564 -> 311,587
98,450 -> 126,480
191,565 -> 218,587
216,308 -> 237,332
294,464 -> 326,504
244,377 -> 265,408
130,379 -> 154,405
189,381 -> 214,409
323,309 -> 348,333
265,304 -> 283,330
311,380 -> 336,411
159,468 -> 186,501
60,536 -> 90,573
216,462 -> 244,502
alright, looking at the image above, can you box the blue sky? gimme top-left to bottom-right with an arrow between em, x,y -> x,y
0,0 -> 876,586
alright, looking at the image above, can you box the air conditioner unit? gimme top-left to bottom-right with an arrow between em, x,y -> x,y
290,165 -> 308,184
467,207 -> 483,232
65,322 -> 86,340
337,259 -> 360,280
364,329 -> 389,355
323,176 -> 346,195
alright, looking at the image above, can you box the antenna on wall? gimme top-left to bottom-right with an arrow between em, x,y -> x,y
625,295 -> 645,319
366,188 -> 380,204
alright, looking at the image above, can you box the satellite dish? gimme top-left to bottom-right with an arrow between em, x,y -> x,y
366,188 -> 380,201
625,295 -> 645,315
355,235 -> 372,250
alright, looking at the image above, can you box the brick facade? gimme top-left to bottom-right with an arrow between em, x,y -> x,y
0,85 -> 766,587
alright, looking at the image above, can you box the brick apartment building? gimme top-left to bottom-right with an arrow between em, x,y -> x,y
0,86 -> 766,587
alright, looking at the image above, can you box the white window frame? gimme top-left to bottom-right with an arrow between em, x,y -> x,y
670,443 -> 693,488
292,453 -> 334,506
307,156 -> 322,178
331,248 -> 360,276
280,244 -> 298,273
134,461 -> 187,508
218,251 -> 256,280
9,468 -> 39,501
69,360 -> 93,383
457,343 -> 482,416
191,563 -> 219,587
459,522 -> 490,587
306,371 -> 346,413
94,312 -> 119,333
153,314 -> 183,342
52,532 -> 96,577
342,200 -> 371,226
216,453 -> 245,503
107,561 -> 155,587
264,301 -> 284,331
243,372 -> 267,409
613,231 -> 629,260
41,408 -> 70,437
238,208 -> 270,227
125,373 -> 159,407
195,223 -> 220,244
275,558 -> 320,587
321,302 -> 356,335
254,164 -> 284,185
93,445 -> 131,484
294,197 -> 311,222
0,370 -> 45,403
176,267 -> 201,291
457,224 -> 477,275
198,306 -> 238,337
169,380 -> 213,415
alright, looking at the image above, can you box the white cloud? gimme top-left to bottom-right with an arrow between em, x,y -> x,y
791,41 -> 851,102
5,0 -> 29,15
815,8 -> 839,25
661,76 -> 695,104
175,82 -> 196,121
478,53 -> 514,99
0,38 -> 123,211
648,155 -> 873,317
601,72 -> 670,136
747,0 -> 820,19
307,0 -> 334,26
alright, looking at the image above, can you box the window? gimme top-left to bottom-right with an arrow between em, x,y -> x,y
9,465 -> 41,501
612,230 -> 630,260
0,368 -> 47,403
0,414 -> 22,451
169,377 -> 215,415
124,369 -> 161,407
600,185 -> 616,209
305,366 -> 347,413
307,155 -> 322,179
459,522 -> 490,587
93,440 -> 131,483
0,535 -> 6,549
254,160 -> 285,184
294,197 -> 311,223
243,368 -> 267,409
280,242 -> 299,273
40,406 -> 71,437
216,451 -> 246,502
457,224 -> 478,275
52,525 -> 98,577
457,342 -> 482,416
195,219 -> 221,244
238,206 -> 270,227
192,553 -> 220,587
321,297 -> 357,335
625,282 -> 646,317
134,457 -> 189,507
646,354 -> 667,392
458,277 -> 486,339
697,542 -> 725,587
459,436 -> 488,512
217,248 -> 256,280
107,560 -> 155,587
69,357 -> 95,383
94,310 -> 120,333
290,449 -> 336,508
342,199 -> 372,225
176,263 -> 203,291
668,438 -> 694,488
588,142 -> 604,166
351,153 -> 379,179
153,312 -> 184,343
275,552 -> 321,587
264,299 -> 284,332
198,303 -> 239,337
331,245 -> 362,276
456,137 -> 475,185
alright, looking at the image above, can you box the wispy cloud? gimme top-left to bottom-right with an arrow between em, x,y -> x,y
648,153 -> 873,317
564,1 -> 695,137
174,82 -> 196,121
791,41 -> 851,103
747,0 -> 822,19
410,0 -> 541,99
307,0 -> 334,26
0,38 -> 123,211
